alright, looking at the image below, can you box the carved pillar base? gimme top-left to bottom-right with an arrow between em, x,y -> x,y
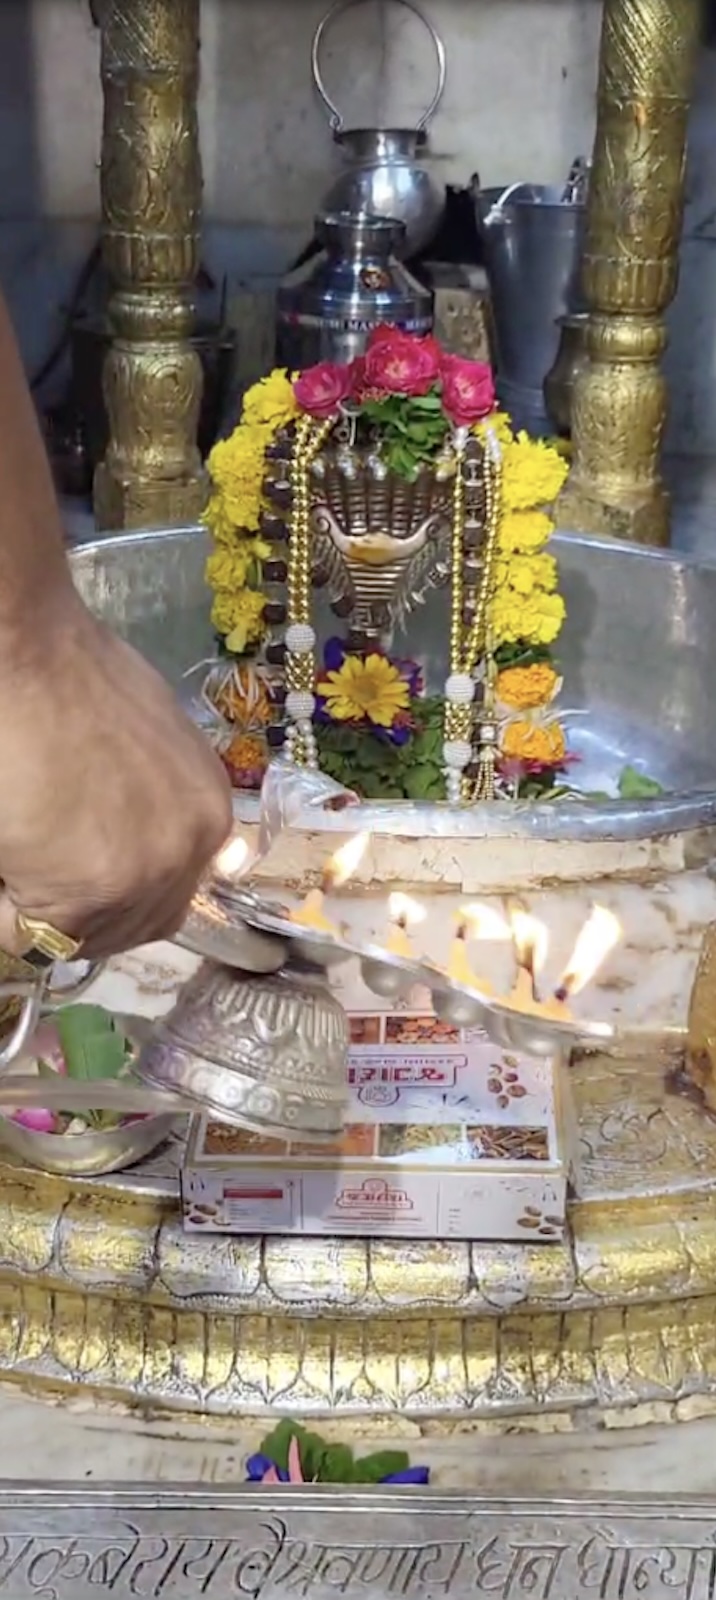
93,0 -> 207,532
556,0 -> 700,548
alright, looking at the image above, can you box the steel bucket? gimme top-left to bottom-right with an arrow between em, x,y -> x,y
474,183 -> 586,436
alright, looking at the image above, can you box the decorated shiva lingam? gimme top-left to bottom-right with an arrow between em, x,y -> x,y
201,329 -> 573,809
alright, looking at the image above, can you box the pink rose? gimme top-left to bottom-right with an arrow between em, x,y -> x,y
440,355 -> 496,425
364,330 -> 441,397
293,361 -> 352,419
12,1107 -> 57,1133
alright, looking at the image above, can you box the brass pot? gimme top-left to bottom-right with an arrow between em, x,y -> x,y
543,311 -> 590,438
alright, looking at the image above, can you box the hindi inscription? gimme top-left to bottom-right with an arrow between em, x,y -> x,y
0,1490 -> 714,1600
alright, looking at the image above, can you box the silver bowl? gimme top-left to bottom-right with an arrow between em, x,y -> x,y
177,889 -> 288,972
0,1109 -> 180,1177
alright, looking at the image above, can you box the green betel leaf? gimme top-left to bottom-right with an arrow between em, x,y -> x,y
55,1005 -> 127,1083
318,1444 -> 355,1483
352,1450 -> 410,1484
617,765 -> 664,800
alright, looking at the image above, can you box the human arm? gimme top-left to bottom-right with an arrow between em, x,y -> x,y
0,291 -> 233,958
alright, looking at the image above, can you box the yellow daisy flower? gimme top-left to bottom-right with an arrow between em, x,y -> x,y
317,655 -> 410,727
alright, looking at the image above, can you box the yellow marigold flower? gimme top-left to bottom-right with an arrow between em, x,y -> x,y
202,492 -> 240,545
205,546 -> 254,591
474,410 -> 514,450
501,719 -> 566,765
241,370 -> 299,431
502,435 -> 568,512
211,588 -> 266,650
506,553 -> 558,598
499,510 -> 553,554
496,663 -> 559,710
317,654 -> 410,728
492,589 -> 565,647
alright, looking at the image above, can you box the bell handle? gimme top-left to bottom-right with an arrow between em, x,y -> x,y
311,0 -> 446,135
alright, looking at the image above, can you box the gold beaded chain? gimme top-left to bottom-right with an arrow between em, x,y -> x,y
285,415 -> 336,765
443,438 -> 503,802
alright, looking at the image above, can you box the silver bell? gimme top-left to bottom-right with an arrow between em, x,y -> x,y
136,960 -> 349,1141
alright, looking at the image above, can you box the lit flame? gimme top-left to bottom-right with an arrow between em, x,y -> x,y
214,833 -> 252,880
557,905 -> 621,998
322,831 -> 370,890
510,907 -> 549,975
389,892 -> 427,927
459,903 -> 511,941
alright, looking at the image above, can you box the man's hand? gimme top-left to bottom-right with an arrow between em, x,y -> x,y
0,598 -> 233,959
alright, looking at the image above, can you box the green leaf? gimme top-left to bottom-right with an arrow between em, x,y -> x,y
258,1420 -> 329,1478
55,1005 -> 127,1083
617,764 -> 664,799
318,1444 -> 355,1483
352,1450 -> 410,1484
258,1421 -> 293,1472
404,765 -> 444,801
409,393 -> 443,411
494,640 -> 553,669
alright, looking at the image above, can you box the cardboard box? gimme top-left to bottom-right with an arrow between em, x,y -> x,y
181,1009 -> 569,1242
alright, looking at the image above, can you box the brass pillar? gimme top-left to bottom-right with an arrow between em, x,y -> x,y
557,0 -> 700,546
93,0 -> 207,530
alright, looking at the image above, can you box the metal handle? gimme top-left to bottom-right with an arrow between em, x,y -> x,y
0,961 -> 104,1074
42,961 -> 104,1009
311,0 -> 446,134
0,981 -> 43,1071
483,181 -> 530,226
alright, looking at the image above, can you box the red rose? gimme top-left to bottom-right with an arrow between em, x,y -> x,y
349,354 -> 369,401
293,361 -> 352,419
440,354 -> 496,426
363,329 -> 441,397
367,325 -> 398,349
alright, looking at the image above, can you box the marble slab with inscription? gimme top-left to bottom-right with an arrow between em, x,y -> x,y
2,1487 -> 716,1599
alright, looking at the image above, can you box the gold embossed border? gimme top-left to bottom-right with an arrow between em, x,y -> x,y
2,1045 -> 716,1420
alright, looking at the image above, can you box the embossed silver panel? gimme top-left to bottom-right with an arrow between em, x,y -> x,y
1,1488 -> 716,1598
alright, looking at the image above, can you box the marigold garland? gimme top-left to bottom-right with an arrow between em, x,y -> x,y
203,363 -> 570,794
203,369 -> 297,654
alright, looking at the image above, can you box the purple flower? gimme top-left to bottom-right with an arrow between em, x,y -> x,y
323,636 -> 347,673
392,655 -> 423,698
382,1466 -> 431,1485
245,1453 -> 289,1483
